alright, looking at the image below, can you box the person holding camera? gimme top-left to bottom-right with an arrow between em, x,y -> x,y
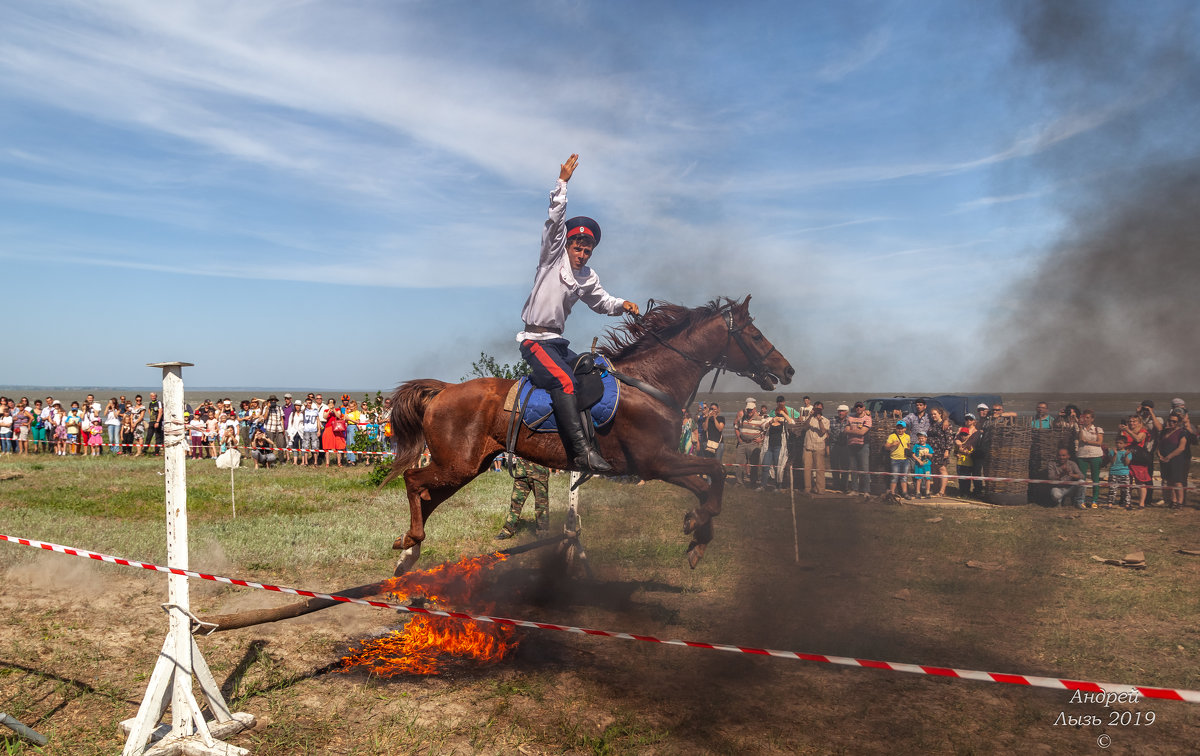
699,403 -> 726,463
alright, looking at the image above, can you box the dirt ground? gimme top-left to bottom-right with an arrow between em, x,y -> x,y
3,486 -> 1200,754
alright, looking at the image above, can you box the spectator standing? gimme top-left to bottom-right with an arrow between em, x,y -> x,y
142,392 -> 164,456
955,414 -> 982,498
343,396 -> 360,465
1121,414 -> 1153,508
65,402 -> 82,455
699,403 -> 726,463
885,420 -> 911,499
322,399 -> 346,467
262,395 -> 286,451
828,404 -> 851,493
301,399 -> 321,466
846,401 -> 872,495
30,399 -> 47,454
801,402 -> 829,494
286,399 -> 305,464
679,408 -> 697,456
762,405 -> 794,491
733,398 -> 765,488
928,407 -> 955,497
1157,411 -> 1191,509
104,399 -> 122,454
1031,402 -> 1052,429
911,431 -> 933,498
0,400 -> 13,455
902,399 -> 932,441
187,411 -> 205,459
1107,435 -> 1134,509
1075,410 -> 1104,508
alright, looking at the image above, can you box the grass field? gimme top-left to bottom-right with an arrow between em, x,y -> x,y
1,453 -> 1199,754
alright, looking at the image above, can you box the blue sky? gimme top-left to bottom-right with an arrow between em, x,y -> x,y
2,1 -> 1191,391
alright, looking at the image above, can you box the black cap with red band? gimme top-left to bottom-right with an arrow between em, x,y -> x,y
565,216 -> 601,245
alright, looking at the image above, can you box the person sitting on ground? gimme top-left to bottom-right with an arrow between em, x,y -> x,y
885,420 -> 912,499
516,153 -> 639,473
250,428 -> 278,469
1047,446 -> 1085,508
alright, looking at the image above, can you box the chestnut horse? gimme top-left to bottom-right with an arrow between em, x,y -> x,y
383,296 -> 794,571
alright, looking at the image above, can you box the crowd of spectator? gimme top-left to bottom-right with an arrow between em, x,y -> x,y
677,395 -> 1195,507
0,391 -> 394,468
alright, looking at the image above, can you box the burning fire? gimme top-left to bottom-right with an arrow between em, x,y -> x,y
340,552 -> 519,676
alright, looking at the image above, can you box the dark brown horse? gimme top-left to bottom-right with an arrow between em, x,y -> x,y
383,296 -> 793,571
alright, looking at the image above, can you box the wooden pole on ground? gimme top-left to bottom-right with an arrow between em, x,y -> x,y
121,362 -> 255,756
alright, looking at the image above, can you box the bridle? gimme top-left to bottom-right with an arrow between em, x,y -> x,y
638,299 -> 780,400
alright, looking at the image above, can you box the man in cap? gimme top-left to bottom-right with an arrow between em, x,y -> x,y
517,154 -> 639,474
733,398 -> 765,488
829,404 -> 852,492
262,395 -> 286,451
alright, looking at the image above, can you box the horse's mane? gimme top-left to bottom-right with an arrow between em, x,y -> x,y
598,297 -> 733,362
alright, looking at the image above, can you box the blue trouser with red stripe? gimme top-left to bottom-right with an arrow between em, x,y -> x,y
520,338 -> 580,394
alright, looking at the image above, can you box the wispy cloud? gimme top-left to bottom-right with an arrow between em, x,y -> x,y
815,28 -> 891,82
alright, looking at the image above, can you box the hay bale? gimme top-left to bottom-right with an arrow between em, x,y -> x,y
980,422 -> 1031,505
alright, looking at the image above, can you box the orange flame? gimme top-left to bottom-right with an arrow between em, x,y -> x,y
340,552 -> 519,676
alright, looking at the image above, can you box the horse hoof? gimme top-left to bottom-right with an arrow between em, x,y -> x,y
686,541 -> 706,569
394,543 -> 422,576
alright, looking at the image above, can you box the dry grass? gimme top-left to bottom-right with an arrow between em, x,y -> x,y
1,455 -> 1199,753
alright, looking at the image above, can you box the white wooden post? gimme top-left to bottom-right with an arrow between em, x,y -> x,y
121,362 -> 255,756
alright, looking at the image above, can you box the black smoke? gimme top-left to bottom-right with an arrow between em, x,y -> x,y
984,0 -> 1200,391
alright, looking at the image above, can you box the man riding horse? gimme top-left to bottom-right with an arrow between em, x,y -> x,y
517,153 -> 640,473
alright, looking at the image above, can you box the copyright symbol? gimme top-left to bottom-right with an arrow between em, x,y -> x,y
1097,733 -> 1111,749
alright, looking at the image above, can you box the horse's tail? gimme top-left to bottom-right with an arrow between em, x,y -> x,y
381,378 -> 447,487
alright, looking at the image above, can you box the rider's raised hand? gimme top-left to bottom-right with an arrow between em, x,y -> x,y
622,300 -> 640,316
560,154 -> 579,183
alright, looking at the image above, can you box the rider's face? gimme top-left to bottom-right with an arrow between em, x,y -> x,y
567,237 -> 595,271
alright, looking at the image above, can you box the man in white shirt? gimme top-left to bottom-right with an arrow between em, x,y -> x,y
517,154 -> 639,473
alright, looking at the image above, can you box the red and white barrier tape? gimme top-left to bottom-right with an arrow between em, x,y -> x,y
2,532 -> 1198,703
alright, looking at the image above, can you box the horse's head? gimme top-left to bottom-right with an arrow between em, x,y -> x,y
720,296 -> 794,391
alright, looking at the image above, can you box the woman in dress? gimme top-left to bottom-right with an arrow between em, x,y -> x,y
321,399 -> 347,467
1157,412 -> 1191,509
928,407 -> 955,497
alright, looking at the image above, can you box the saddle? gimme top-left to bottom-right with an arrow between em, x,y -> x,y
504,353 -> 620,433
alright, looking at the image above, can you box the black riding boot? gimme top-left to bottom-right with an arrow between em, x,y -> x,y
549,389 -> 613,474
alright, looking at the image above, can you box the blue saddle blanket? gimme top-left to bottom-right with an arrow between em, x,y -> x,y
516,355 -> 620,432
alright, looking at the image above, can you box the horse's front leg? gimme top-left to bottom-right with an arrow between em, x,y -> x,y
647,453 -> 725,569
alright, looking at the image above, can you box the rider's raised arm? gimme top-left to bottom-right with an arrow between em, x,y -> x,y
539,155 -> 576,267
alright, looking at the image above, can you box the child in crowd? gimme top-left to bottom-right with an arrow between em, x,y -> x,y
188,412 -> 205,459
1107,435 -> 1134,509
86,420 -> 103,456
885,420 -> 912,499
910,431 -> 933,499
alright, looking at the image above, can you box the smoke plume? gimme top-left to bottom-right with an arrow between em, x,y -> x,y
984,0 -> 1200,391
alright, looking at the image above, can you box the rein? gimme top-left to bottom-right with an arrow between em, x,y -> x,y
633,299 -> 777,408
